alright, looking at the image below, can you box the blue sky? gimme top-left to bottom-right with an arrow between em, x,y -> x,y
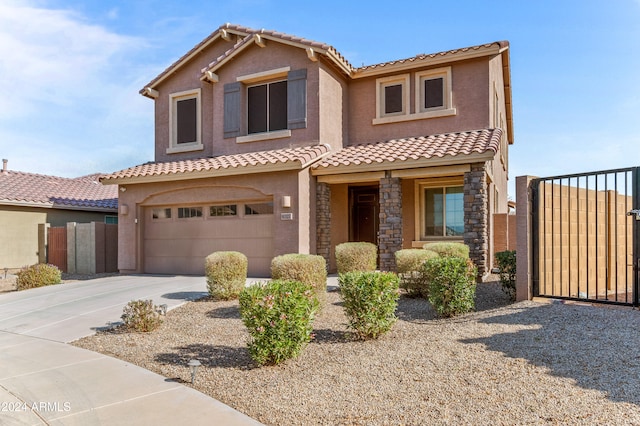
1,0 -> 639,197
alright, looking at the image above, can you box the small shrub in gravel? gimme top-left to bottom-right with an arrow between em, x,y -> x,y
423,242 -> 469,259
335,242 -> 377,273
339,271 -> 399,339
239,280 -> 319,366
395,249 -> 439,298
271,254 -> 327,306
495,250 -> 517,301
16,264 -> 61,290
205,251 -> 247,300
424,257 -> 477,317
121,300 -> 163,332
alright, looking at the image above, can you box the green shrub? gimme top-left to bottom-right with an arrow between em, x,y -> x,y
121,300 -> 164,332
395,249 -> 439,297
16,263 -> 61,290
335,242 -> 377,273
423,242 -> 469,259
495,250 -> 516,301
338,271 -> 400,339
205,251 -> 248,300
424,257 -> 477,317
239,280 -> 319,366
271,254 -> 327,306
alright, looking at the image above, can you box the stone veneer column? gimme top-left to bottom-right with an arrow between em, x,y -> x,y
316,182 -> 331,268
379,174 -> 403,271
464,162 -> 488,280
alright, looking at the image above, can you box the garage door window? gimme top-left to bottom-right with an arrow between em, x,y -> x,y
152,208 -> 172,220
245,202 -> 273,215
178,207 -> 203,219
210,205 -> 237,217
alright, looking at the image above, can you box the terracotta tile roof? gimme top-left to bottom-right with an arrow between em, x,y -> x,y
143,22 -> 507,92
101,144 -> 331,183
0,170 -> 118,211
355,41 -> 509,73
201,25 -> 352,75
313,129 -> 501,173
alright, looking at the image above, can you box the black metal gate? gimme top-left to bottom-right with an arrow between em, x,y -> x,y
532,167 -> 640,306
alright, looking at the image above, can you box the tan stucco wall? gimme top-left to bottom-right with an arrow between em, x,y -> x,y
318,63 -> 348,151
153,40 -> 324,163
116,169 -> 313,274
0,206 -> 112,269
347,58 -> 490,145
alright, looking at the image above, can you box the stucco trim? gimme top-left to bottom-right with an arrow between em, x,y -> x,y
312,151 -> 495,176
391,164 -> 471,178
316,171 -> 385,184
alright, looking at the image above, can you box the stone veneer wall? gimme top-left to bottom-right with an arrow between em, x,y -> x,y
379,175 -> 403,271
316,182 -> 331,268
464,162 -> 488,279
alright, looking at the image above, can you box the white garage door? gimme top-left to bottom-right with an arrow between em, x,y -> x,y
144,202 -> 274,277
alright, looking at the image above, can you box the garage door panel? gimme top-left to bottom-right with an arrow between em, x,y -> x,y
144,207 -> 274,277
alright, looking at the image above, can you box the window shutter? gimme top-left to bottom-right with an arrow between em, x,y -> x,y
224,82 -> 241,138
287,68 -> 307,129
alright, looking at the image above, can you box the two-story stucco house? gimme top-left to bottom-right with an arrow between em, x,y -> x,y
101,23 -> 513,278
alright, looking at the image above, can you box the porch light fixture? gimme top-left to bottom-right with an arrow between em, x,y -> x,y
282,195 -> 291,208
188,359 -> 201,384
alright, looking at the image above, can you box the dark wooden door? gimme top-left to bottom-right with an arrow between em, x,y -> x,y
48,227 -> 67,272
350,186 -> 379,244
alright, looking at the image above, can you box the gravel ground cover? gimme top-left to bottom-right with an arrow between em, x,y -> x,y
73,280 -> 640,425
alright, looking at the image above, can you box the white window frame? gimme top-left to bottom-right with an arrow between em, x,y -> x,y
373,74 -> 410,124
167,89 -> 203,154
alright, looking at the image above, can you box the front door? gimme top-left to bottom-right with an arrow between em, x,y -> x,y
349,186 -> 379,244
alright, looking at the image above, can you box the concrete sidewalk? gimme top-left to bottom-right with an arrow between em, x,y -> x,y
0,275 -> 262,425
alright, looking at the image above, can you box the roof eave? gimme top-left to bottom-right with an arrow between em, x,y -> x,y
311,151 -> 497,176
352,44 -> 503,79
140,26 -> 252,95
101,155 -> 329,186
500,47 -> 515,145
0,199 -> 117,212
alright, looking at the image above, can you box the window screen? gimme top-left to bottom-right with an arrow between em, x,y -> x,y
176,98 -> 197,144
424,77 -> 444,109
384,84 -> 403,114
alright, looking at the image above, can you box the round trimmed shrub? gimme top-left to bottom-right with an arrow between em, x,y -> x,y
271,254 -> 327,306
423,242 -> 469,259
16,263 -> 62,290
395,249 -> 439,297
424,257 -> 477,317
335,242 -> 377,273
239,280 -> 319,366
205,251 -> 247,300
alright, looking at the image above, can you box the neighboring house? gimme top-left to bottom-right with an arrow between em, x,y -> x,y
101,23 -> 514,278
0,159 -> 118,269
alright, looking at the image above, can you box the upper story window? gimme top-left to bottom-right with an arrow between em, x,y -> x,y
168,89 -> 203,154
373,67 -> 455,125
376,74 -> 410,119
415,67 -> 452,113
248,80 -> 287,134
224,68 -> 307,143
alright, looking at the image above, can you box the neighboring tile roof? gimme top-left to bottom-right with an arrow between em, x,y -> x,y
355,41 -> 509,73
313,129 -> 501,173
101,144 -> 331,183
0,170 -> 118,210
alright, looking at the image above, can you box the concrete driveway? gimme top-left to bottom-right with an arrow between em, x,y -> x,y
0,275 -> 262,425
